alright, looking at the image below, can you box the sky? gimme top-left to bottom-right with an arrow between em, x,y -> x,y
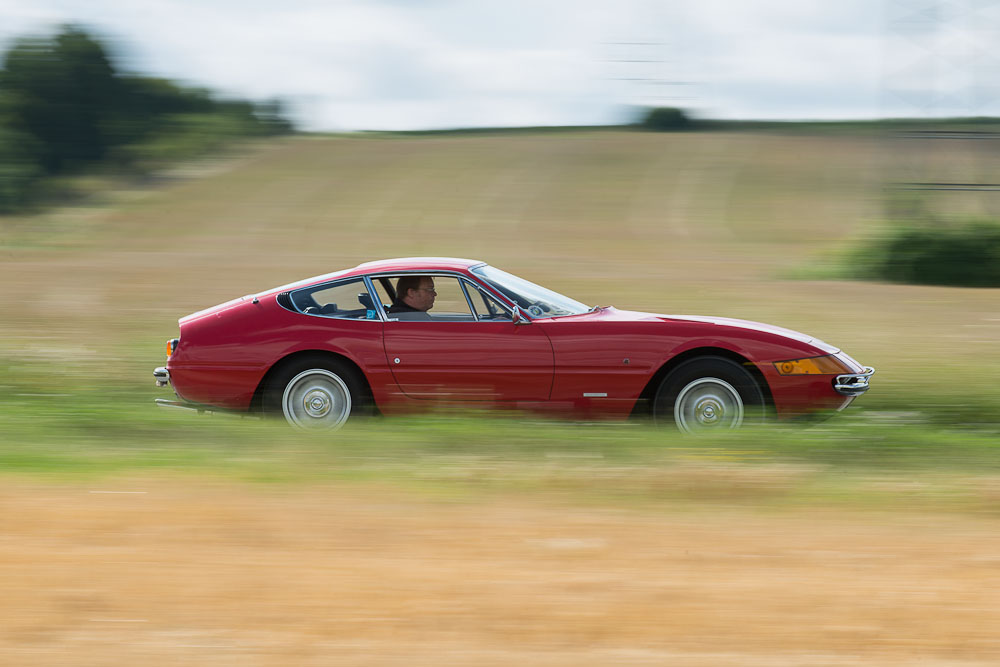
2,0 -> 999,131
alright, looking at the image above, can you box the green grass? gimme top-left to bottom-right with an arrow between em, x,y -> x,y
3,355 -> 999,515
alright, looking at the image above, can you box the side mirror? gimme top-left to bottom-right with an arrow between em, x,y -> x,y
512,308 -> 530,325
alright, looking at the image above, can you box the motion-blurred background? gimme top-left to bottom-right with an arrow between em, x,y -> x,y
2,3 -> 1000,665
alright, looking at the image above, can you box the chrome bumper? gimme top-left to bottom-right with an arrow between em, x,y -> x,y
153,368 -> 218,414
155,398 -> 198,411
834,366 -> 875,396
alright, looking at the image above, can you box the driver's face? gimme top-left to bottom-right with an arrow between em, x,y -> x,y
410,277 -> 436,311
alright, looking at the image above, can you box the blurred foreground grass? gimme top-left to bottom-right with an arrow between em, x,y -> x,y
4,355 -> 1000,516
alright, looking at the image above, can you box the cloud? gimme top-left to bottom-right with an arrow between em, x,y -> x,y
1,0 -> 997,129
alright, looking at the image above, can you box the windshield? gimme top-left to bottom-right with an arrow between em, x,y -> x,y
471,265 -> 590,319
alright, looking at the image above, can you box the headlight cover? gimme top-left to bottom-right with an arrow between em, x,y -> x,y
773,354 -> 850,376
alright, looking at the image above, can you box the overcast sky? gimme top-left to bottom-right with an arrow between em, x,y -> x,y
2,0 -> 999,131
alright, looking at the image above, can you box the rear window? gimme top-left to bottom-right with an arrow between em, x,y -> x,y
290,278 -> 379,320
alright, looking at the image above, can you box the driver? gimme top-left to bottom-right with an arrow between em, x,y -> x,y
387,276 -> 436,314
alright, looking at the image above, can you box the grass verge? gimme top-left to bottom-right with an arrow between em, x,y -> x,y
3,357 -> 1000,515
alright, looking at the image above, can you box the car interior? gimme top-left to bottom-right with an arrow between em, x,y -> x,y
287,274 -> 514,322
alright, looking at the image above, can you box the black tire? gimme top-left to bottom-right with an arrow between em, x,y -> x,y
653,356 -> 767,434
263,355 -> 370,430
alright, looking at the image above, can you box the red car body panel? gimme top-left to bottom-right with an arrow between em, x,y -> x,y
383,321 -> 554,402
164,258 -> 869,421
536,307 -> 852,419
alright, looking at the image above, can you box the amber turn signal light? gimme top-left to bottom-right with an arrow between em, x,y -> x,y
166,338 -> 179,358
773,355 -> 848,375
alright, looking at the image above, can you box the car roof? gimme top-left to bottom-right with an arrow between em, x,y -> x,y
260,257 -> 487,296
352,257 -> 485,274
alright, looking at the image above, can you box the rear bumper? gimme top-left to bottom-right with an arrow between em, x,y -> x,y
153,366 -> 246,416
154,367 -> 198,411
155,397 -> 201,411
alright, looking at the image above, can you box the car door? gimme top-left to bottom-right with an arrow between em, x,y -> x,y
375,275 -> 554,401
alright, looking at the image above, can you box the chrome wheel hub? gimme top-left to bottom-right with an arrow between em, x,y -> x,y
282,369 -> 352,431
696,399 -> 721,424
674,378 -> 744,434
303,389 -> 332,418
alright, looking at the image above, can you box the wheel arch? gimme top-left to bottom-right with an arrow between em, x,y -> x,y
632,346 -> 774,417
249,349 -> 376,415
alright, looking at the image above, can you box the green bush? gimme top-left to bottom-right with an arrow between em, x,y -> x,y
114,112 -> 258,171
640,106 -> 693,131
854,219 -> 1000,287
0,123 -> 43,213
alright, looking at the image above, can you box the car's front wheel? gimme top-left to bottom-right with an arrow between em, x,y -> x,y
653,357 -> 767,434
264,356 -> 368,430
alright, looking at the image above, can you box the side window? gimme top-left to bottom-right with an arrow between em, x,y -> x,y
427,277 -> 475,320
290,278 -> 378,320
465,282 -> 513,321
372,274 -> 477,322
369,278 -> 394,312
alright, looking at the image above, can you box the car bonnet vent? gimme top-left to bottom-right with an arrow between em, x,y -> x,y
276,291 -> 295,312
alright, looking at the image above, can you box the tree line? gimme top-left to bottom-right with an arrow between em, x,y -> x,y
0,25 -> 292,213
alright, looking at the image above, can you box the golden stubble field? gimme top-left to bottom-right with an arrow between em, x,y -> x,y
1,130 -> 998,388
2,129 -> 1000,664
4,480 -> 1000,666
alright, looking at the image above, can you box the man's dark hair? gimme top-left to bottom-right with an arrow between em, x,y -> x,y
395,275 -> 426,302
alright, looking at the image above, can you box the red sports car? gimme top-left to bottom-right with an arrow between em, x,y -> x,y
154,257 -> 873,433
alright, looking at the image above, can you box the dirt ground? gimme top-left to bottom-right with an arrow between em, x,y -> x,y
2,480 -> 1000,666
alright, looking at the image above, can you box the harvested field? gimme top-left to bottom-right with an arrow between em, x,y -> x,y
2,131 -> 998,405
3,480 -> 1000,666
2,128 -> 1000,665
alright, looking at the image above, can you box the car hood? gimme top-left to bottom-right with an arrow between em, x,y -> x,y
662,314 -> 838,351
583,308 -> 841,354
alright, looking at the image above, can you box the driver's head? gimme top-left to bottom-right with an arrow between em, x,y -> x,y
397,275 -> 436,311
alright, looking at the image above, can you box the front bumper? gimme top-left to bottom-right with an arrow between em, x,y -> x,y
834,366 -> 875,396
154,366 -> 170,387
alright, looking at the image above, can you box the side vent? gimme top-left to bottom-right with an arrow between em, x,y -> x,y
276,291 -> 296,312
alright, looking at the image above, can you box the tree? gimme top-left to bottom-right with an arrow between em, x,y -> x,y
0,25 -> 122,173
0,24 -> 295,211
0,111 -> 43,212
640,107 -> 694,132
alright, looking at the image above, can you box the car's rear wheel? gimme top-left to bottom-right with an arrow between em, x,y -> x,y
653,357 -> 766,434
265,356 -> 368,430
